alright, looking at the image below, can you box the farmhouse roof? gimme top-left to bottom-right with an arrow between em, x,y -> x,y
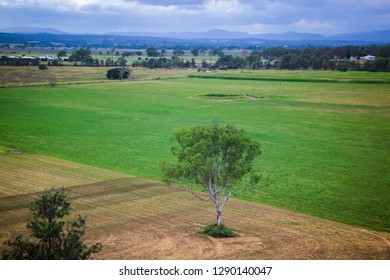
361,55 -> 376,61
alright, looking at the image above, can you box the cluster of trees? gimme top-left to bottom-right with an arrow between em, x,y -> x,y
144,47 -> 216,58
131,47 -> 224,69
131,45 -> 389,72
68,48 -> 126,67
59,49 -> 128,67
205,46 -> 389,71
121,51 -> 143,57
0,56 -> 40,66
132,56 -> 196,68
240,46 -> 390,71
0,48 -> 128,67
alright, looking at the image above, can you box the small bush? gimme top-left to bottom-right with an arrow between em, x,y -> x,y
201,224 -> 235,238
203,93 -> 240,99
38,64 -> 48,70
106,68 -> 131,80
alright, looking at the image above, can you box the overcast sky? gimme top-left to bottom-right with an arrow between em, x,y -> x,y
1,0 -> 389,35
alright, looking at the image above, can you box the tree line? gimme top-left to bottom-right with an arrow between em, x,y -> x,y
130,45 -> 390,72
209,45 -> 390,72
1,45 -> 389,71
134,45 -> 390,72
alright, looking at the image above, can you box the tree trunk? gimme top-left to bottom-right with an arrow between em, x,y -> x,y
216,210 -> 222,228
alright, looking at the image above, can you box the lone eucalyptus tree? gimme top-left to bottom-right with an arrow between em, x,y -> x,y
161,123 -> 261,231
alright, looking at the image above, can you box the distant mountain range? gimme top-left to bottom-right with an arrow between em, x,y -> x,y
108,29 -> 390,42
107,29 -> 328,41
1,27 -> 389,43
0,27 -> 69,35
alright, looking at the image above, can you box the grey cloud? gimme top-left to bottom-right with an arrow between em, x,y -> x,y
81,4 -> 105,13
125,0 -> 204,6
0,4 -> 203,33
122,0 -> 205,11
239,0 -> 325,10
237,0 -> 390,30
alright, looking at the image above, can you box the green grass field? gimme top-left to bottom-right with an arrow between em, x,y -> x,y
190,70 -> 390,83
0,70 -> 389,231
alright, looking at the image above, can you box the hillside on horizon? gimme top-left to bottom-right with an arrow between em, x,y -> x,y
1,27 -> 389,42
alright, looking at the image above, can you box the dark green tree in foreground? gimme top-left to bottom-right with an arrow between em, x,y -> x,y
2,188 -> 101,260
161,123 -> 261,234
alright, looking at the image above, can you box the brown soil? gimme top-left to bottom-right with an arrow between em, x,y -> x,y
0,151 -> 389,260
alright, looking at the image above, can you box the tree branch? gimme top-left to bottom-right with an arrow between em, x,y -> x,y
176,182 -> 212,203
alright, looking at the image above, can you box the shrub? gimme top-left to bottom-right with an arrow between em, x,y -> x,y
201,224 -> 235,238
38,64 -> 48,70
2,188 -> 102,260
106,68 -> 131,80
50,59 -> 61,66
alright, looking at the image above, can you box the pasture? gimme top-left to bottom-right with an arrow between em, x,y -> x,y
0,68 -> 389,259
190,69 -> 390,83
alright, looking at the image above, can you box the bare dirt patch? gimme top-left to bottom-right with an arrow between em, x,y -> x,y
9,149 -> 28,155
0,151 -> 389,259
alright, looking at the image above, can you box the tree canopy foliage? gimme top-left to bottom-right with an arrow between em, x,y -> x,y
2,188 -> 102,260
146,47 -> 160,57
68,48 -> 92,64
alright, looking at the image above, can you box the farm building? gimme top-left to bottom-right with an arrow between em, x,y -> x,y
361,55 -> 376,61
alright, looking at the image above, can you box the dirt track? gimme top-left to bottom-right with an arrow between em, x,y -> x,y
0,152 -> 389,259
